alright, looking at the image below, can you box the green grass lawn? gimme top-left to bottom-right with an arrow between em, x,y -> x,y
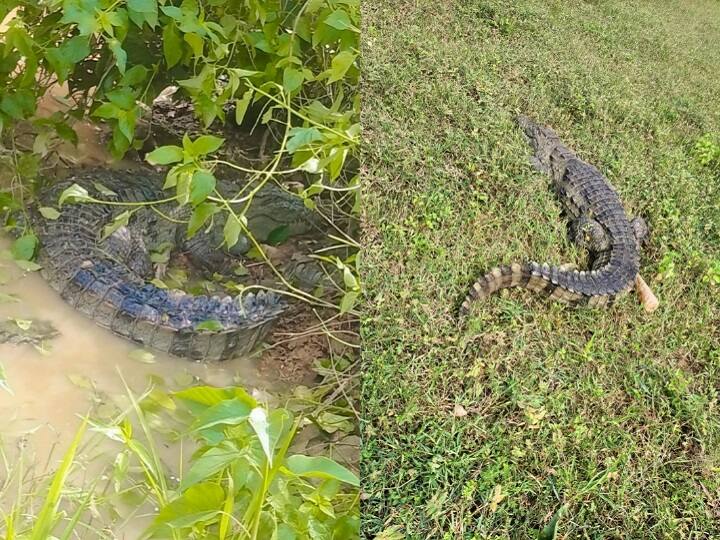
361,1 -> 720,538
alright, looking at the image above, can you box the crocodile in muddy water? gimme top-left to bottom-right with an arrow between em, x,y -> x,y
30,168 -> 320,361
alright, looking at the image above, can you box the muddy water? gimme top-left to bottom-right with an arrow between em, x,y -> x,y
0,238 -> 288,450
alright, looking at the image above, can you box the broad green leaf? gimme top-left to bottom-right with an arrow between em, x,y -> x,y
60,1 -> 100,35
284,455 -> 359,487
58,184 -> 91,206
108,39 -> 127,73
146,145 -> 183,165
117,107 -> 138,142
122,65 -> 149,86
228,67 -> 260,78
187,202 -> 219,237
15,260 -> 42,272
223,214 -> 245,249
343,266 -> 359,290
128,0 -> 158,28
101,210 -> 131,240
267,225 -> 290,246
93,181 -> 118,197
190,170 -> 216,206
195,319 -> 223,331
45,36 -> 90,83
249,407 -> 273,465
162,21 -> 183,68
184,32 -> 204,57
234,89 -> 253,125
38,207 -> 60,220
283,67 -> 304,94
93,102 -> 122,119
179,445 -> 238,491
174,385 -> 254,407
1,90 -> 35,121
107,88 -> 135,109
323,9 -> 359,32
190,397 -> 252,431
286,127 -> 324,153
191,135 -> 224,156
339,291 -> 358,314
154,483 -> 223,529
327,51 -> 356,83
12,234 -> 37,261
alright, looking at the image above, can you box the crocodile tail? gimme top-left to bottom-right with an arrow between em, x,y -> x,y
460,261 -> 600,315
460,262 -> 533,315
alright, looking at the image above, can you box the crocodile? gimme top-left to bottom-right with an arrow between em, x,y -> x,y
31,168 -> 320,361
460,116 -> 648,315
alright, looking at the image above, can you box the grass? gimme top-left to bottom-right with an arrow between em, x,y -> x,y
361,1 -> 720,538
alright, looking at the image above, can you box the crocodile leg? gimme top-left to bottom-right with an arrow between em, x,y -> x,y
568,216 -> 610,253
630,216 -> 649,248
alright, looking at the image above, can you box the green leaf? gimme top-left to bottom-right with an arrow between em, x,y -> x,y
234,89 -> 253,125
283,68 -> 304,94
191,135 -> 224,156
539,505 -> 568,540
107,88 -> 135,109
58,183 -> 91,206
60,0 -> 100,35
122,65 -> 149,86
190,170 -> 216,206
190,398 -> 252,431
127,0 -> 158,28
93,102 -> 122,119
174,385 -> 256,407
179,446 -> 239,491
343,266 -> 359,290
324,9 -> 359,32
284,455 -> 359,487
38,206 -> 60,220
195,319 -> 223,331
101,210 -> 131,240
12,234 -> 37,261
223,214 -> 245,249
286,127 -> 325,153
30,418 -> 88,540
146,145 -> 183,165
187,202 -> 219,237
45,36 -> 91,83
267,225 -> 290,246
339,291 -> 358,314
249,407 -> 273,465
327,51 -> 356,83
0,91 -> 36,120
93,181 -> 118,197
117,107 -> 138,142
154,482 -> 224,530
15,260 -> 42,272
184,32 -> 204,57
108,38 -> 127,73
162,21 -> 183,68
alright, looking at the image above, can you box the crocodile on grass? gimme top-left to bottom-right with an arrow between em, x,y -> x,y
460,116 -> 648,315
32,168 -> 319,361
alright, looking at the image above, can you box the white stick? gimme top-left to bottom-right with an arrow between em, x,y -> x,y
635,274 -> 659,313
